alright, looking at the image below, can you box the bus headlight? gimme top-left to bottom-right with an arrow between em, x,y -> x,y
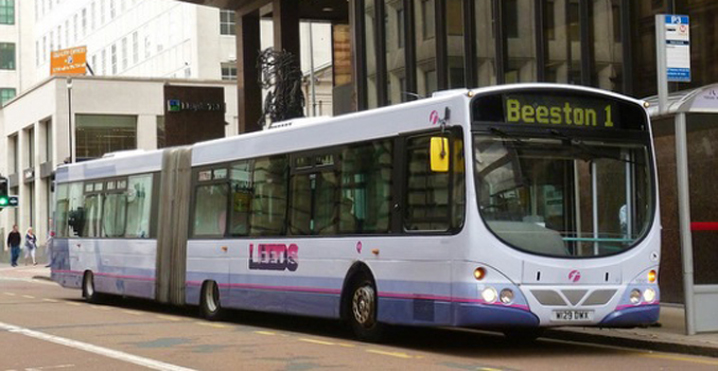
481,287 -> 498,303
499,289 -> 514,304
629,289 -> 642,304
643,288 -> 656,303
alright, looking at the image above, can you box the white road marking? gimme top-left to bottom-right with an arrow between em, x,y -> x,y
0,321 -> 196,371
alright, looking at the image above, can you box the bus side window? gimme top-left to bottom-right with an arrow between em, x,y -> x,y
339,140 -> 393,234
404,133 -> 462,232
192,169 -> 229,238
250,155 -> 288,236
125,174 -> 153,238
229,160 -> 252,236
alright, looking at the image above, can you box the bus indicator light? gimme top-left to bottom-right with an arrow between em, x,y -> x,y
648,270 -> 657,283
473,267 -> 486,281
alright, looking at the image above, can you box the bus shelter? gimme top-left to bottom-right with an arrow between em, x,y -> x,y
645,84 -> 718,334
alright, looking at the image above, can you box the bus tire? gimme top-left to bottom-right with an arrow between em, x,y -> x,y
502,328 -> 544,343
82,271 -> 100,303
200,281 -> 223,321
348,275 -> 384,342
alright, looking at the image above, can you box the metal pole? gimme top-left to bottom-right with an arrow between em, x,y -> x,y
655,15 -> 668,115
308,21 -> 317,117
675,113 -> 696,335
592,161 -> 599,256
67,78 -> 73,163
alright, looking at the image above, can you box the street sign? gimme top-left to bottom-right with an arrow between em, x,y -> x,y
8,196 -> 18,207
663,15 -> 691,82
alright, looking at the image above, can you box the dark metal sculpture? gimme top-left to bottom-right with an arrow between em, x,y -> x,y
257,48 -> 305,126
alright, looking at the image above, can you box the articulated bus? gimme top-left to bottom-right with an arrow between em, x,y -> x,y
51,84 -> 660,341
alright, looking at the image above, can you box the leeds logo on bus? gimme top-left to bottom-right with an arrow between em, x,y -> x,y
249,243 -> 298,271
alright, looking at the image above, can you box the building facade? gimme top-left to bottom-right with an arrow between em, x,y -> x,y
0,76 -> 238,252
33,0 -> 236,81
0,0 -> 35,106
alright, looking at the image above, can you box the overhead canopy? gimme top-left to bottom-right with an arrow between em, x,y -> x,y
644,83 -> 718,117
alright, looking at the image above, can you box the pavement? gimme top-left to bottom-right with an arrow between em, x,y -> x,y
1,263 -> 717,358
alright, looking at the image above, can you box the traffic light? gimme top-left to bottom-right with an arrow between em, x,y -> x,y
0,176 -> 8,208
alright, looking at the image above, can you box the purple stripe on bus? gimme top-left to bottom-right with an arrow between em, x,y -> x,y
615,302 -> 659,311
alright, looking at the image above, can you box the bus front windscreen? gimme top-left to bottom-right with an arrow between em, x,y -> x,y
473,134 -> 652,258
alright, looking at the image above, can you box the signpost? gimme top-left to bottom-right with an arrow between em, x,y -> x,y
656,15 -> 691,115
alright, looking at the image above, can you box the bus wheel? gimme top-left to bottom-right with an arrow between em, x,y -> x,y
82,271 -> 99,303
200,281 -> 223,321
348,277 -> 384,342
502,328 -> 545,344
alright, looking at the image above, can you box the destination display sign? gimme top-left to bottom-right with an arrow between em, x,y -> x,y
503,94 -> 619,129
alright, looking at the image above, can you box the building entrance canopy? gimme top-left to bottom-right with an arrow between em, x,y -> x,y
644,84 -> 718,335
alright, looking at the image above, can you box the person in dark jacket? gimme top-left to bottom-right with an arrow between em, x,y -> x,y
7,225 -> 21,267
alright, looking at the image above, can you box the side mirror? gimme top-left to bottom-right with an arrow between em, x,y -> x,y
430,137 -> 449,172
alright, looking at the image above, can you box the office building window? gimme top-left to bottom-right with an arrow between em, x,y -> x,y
0,43 -> 15,70
28,127 -> 35,168
75,115 -> 137,161
0,0 -> 15,25
110,0 -> 116,19
220,10 -> 235,35
121,37 -> 128,70
397,8 -> 405,48
591,0 -> 624,91
101,0 -> 105,25
0,88 -> 16,105
364,0 -> 377,108
44,119 -> 53,164
111,44 -> 117,74
505,0 -> 537,83
73,14 -> 78,43
91,2 -> 96,31
101,49 -> 106,75
221,64 -> 237,80
65,20 -> 69,48
386,1 -> 406,104
10,135 -> 18,173
82,8 -> 87,36
57,26 -> 62,49
422,0 -> 435,40
132,31 -> 138,64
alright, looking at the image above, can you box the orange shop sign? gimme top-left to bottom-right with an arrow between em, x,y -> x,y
51,46 -> 87,75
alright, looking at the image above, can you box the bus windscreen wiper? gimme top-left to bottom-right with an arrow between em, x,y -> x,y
489,127 -> 526,145
549,130 -> 642,165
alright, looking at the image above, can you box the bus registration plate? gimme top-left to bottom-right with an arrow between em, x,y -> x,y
552,310 -> 593,322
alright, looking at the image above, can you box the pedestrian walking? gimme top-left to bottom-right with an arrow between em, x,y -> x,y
24,227 -> 37,266
6,225 -> 21,267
